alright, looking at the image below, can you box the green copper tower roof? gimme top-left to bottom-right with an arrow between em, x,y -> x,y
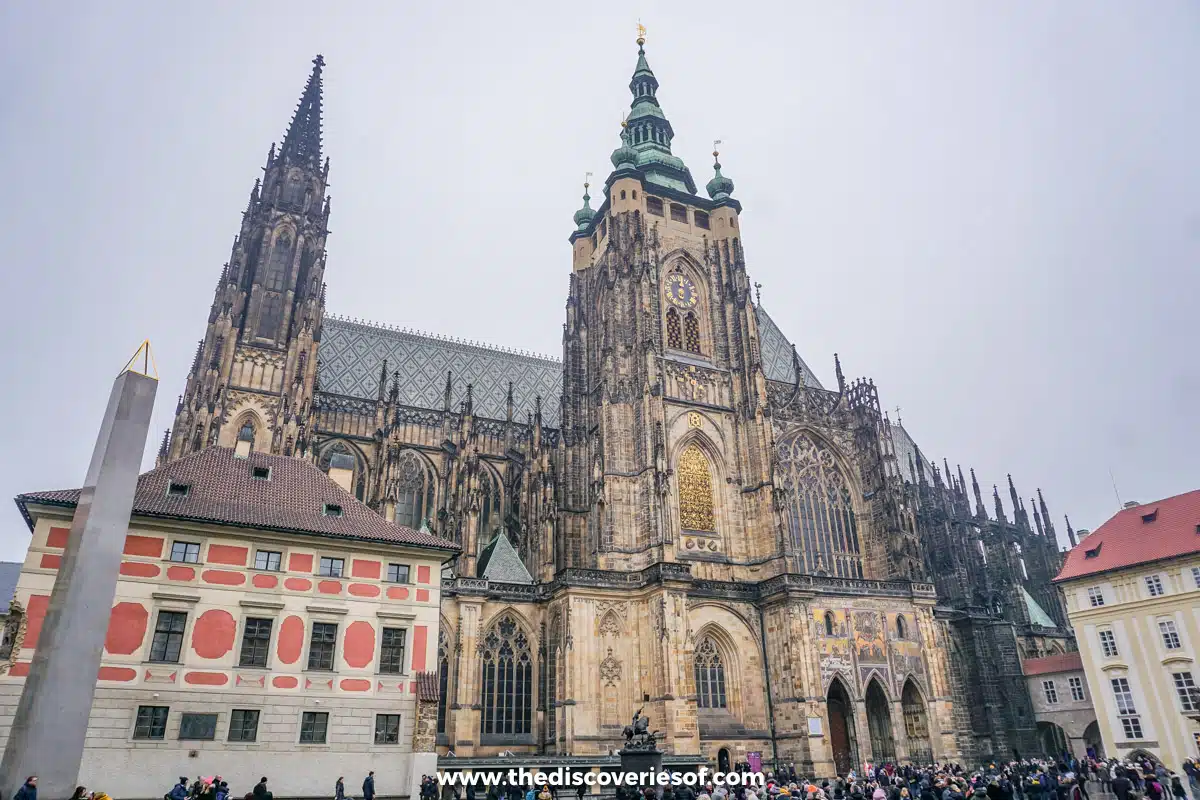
614,34 -> 696,195
573,182 -> 596,230
706,149 -> 735,201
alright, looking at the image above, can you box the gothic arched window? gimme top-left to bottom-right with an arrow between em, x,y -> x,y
393,450 -> 434,529
683,312 -> 701,354
259,293 -> 284,340
481,614 -> 533,737
666,308 -> 682,349
694,636 -> 727,709
264,233 -> 294,291
678,445 -> 716,533
478,469 -> 500,548
437,630 -> 450,735
896,615 -> 907,639
777,432 -> 863,579
824,611 -> 835,637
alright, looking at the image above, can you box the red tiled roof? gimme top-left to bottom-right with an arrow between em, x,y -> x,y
1022,651 -> 1083,676
1055,488 -> 1200,582
15,446 -> 460,553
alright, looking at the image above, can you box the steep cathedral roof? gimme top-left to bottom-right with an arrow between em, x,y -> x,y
477,531 -> 534,585
755,305 -> 823,388
318,315 -> 563,425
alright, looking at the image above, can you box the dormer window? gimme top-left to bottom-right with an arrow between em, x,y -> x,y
1085,543 -> 1102,559
167,481 -> 190,498
251,466 -> 271,481
1141,509 -> 1158,523
323,503 -> 343,518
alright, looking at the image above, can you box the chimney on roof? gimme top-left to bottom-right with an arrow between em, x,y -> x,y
1076,529 -> 1090,540
1123,500 -> 1139,509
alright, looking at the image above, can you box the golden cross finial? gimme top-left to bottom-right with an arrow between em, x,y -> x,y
637,22 -> 647,46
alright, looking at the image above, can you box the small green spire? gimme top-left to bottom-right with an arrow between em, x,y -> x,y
616,31 -> 696,194
706,146 -> 735,200
610,123 -> 637,170
573,180 -> 596,230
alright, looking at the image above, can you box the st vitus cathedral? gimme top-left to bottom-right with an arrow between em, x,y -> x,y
165,40 -> 1078,774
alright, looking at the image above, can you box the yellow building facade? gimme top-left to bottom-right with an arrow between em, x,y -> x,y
1056,491 -> 1200,768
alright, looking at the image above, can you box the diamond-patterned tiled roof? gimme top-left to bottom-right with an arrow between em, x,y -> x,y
16,447 -> 460,552
477,531 -> 533,585
755,306 -> 823,389
318,316 -> 563,425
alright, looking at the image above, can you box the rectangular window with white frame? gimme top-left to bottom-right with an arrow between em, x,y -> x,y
299,711 -> 328,744
318,557 -> 344,578
1145,574 -> 1165,597
254,550 -> 282,571
1087,586 -> 1105,607
1069,676 -> 1086,702
1192,566 -> 1200,589
1173,671 -> 1198,712
169,541 -> 201,563
1159,619 -> 1182,650
1099,629 -> 1119,658
1042,680 -> 1058,704
307,622 -> 338,670
1111,677 -> 1143,740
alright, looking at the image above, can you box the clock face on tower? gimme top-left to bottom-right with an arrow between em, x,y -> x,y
665,273 -> 699,309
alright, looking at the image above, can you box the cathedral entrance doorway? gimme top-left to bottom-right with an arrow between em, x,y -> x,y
865,679 -> 896,763
718,748 -> 730,773
901,680 -> 932,765
827,678 -> 856,776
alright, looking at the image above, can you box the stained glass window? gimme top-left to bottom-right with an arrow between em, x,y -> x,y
678,445 -> 716,532
259,293 -> 284,340
393,450 -> 434,529
683,312 -> 701,354
478,469 -> 500,547
694,637 -> 726,709
481,613 -> 533,737
666,308 -> 682,349
776,432 -> 863,578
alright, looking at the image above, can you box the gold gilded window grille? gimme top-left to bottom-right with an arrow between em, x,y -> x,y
678,445 -> 716,532
683,313 -> 701,354
666,308 -> 682,349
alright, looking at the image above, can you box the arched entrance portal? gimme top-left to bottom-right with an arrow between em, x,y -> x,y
1037,721 -> 1069,760
1083,720 -> 1104,760
718,748 -> 731,773
827,678 -> 857,776
901,679 -> 932,765
865,679 -> 896,763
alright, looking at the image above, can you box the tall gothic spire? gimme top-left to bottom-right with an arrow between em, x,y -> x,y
280,55 -> 325,168
612,30 -> 696,194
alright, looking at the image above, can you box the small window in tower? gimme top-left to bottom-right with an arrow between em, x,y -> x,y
646,197 -> 664,217
670,204 -> 688,223
824,612 -> 835,637
167,481 -> 190,498
694,210 -> 710,230
620,190 -> 627,200
632,190 -> 638,200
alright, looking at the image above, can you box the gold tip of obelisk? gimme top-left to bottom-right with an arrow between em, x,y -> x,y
121,339 -> 159,380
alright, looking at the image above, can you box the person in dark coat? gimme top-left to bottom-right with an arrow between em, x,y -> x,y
1110,771 -> 1133,800
363,772 -> 376,800
253,777 -> 272,800
336,778 -> 346,800
13,777 -> 37,800
169,778 -> 190,800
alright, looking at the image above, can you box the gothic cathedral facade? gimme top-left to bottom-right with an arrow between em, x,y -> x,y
165,42 -> 1075,773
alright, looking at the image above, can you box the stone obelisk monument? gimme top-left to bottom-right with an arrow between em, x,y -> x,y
0,343 -> 158,799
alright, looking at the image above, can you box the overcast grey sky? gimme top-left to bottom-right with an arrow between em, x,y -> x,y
1,2 -> 1197,561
